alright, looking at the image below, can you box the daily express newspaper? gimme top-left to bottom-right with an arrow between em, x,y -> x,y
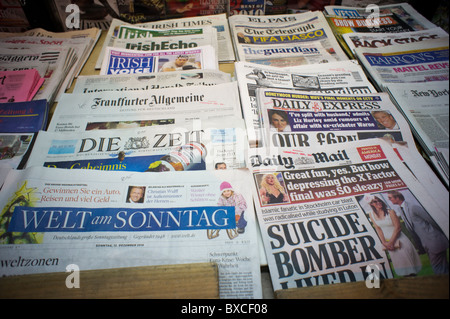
228,11 -> 348,67
26,118 -> 248,171
249,139 -> 449,291
72,69 -> 232,94
386,81 -> 449,185
234,60 -> 377,147
343,28 -> 449,56
48,82 -> 242,132
0,166 -> 262,298
100,45 -> 218,75
96,14 -> 235,68
354,37 -> 449,91
111,24 -> 219,61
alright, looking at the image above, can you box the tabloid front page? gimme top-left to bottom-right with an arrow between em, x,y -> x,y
249,139 -> 449,291
0,166 -> 262,298
228,11 -> 348,67
234,60 -> 377,147
100,45 -> 218,75
26,118 -> 248,171
72,69 -> 232,94
48,82 -> 242,133
354,37 -> 449,91
95,14 -> 234,68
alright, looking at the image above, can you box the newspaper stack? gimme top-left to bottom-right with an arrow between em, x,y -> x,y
324,2 -> 438,58
0,69 -> 44,103
95,14 -> 235,69
0,27 -> 101,103
229,11 -> 348,67
385,81 -> 449,186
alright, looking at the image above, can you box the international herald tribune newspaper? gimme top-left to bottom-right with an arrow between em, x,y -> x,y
0,167 -> 262,299
249,139 -> 448,291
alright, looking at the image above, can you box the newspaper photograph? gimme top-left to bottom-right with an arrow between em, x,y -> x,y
229,11 -> 348,67
0,166 -> 262,298
249,139 -> 449,291
112,24 -> 219,59
26,118 -> 248,171
48,82 -> 242,132
354,37 -> 449,90
72,69 -> 232,94
95,14 -> 235,69
234,60 -> 377,147
343,27 -> 449,55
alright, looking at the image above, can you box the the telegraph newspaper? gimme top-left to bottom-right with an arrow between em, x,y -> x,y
386,81 -> 449,185
48,82 -> 243,133
72,69 -> 232,94
0,166 -> 262,298
111,24 -> 219,61
26,118 -> 248,171
234,60 -> 377,147
100,45 -> 218,75
343,28 -> 449,56
249,139 -> 449,291
228,11 -> 348,67
354,37 -> 449,91
95,14 -> 235,68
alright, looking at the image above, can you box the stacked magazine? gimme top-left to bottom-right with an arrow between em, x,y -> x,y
0,6 -> 448,300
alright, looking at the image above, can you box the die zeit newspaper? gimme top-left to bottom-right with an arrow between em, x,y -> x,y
0,167 -> 262,298
249,139 -> 448,291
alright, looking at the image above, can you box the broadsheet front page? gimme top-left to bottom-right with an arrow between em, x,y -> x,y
26,118 -> 248,171
249,139 -> 449,291
95,14 -> 234,68
234,60 -> 377,147
228,11 -> 348,67
48,82 -> 242,132
354,38 -> 449,91
0,166 -> 262,298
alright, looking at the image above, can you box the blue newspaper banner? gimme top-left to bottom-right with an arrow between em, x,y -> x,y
8,206 -> 236,232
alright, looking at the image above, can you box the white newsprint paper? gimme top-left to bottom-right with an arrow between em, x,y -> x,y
100,45 -> 218,75
249,139 -> 448,292
0,166 -> 262,298
26,118 -> 248,171
48,82 -> 242,132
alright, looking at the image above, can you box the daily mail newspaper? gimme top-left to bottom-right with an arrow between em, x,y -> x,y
26,118 -> 248,171
112,24 -> 219,61
48,82 -> 242,132
343,27 -> 449,56
72,69 -> 232,94
234,60 -> 377,147
249,139 -> 449,291
95,14 -> 234,68
100,45 -> 218,75
228,11 -> 348,67
354,37 -> 449,91
0,166 -> 262,298
386,81 -> 449,185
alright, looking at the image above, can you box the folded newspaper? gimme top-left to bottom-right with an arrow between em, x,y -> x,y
48,82 -> 242,133
0,69 -> 44,103
354,37 -> 449,91
0,166 -> 262,298
100,45 -> 218,75
26,118 -> 248,171
249,139 -> 449,291
234,60 -> 377,147
72,69 -> 232,94
228,11 -> 349,67
96,14 -> 234,68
